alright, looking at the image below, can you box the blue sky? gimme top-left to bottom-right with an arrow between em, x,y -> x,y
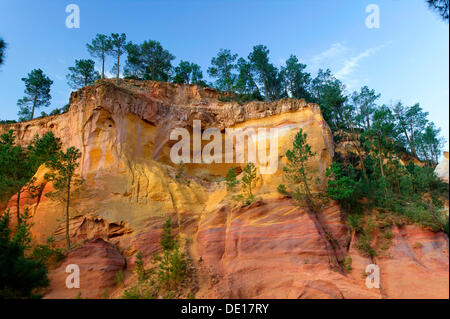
0,0 -> 448,148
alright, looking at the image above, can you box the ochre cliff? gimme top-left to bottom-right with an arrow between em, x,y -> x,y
1,80 -> 448,299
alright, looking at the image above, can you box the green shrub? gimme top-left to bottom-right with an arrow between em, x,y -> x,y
0,211 -> 49,299
135,251 -> 148,282
115,269 -> 124,286
225,168 -> 238,191
160,217 -> 176,251
277,184 -> 288,195
122,217 -> 189,299
30,236 -> 65,266
326,162 -> 357,201
343,256 -> 352,273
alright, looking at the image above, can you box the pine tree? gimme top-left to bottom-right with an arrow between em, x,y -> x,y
241,162 -> 258,204
225,168 -> 238,191
0,37 -> 6,67
66,59 -> 99,89
208,49 -> 238,91
17,69 -> 53,121
0,210 -> 49,298
283,129 -> 317,210
44,147 -> 83,249
86,34 -> 112,79
108,33 -> 127,85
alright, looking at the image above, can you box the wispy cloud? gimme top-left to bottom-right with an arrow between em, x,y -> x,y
335,42 -> 391,80
311,42 -> 348,65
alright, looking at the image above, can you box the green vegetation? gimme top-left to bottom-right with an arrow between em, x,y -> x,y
44,147 -> 84,250
343,256 -> 352,273
225,168 -> 238,191
282,129 -> 317,211
175,161 -> 185,180
0,130 -> 62,222
173,60 -> 206,86
17,69 -> 53,121
241,162 -> 258,204
114,269 -> 124,287
123,217 -> 190,299
277,184 -> 288,195
0,209 -> 56,298
0,37 -> 6,67
30,235 -> 65,266
124,39 -> 175,82
86,34 -> 112,79
426,0 -> 449,21
66,59 -> 99,89
208,49 -> 238,92
108,33 -> 128,85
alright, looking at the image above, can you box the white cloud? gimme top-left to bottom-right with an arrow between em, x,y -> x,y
335,42 -> 391,80
311,42 -> 348,65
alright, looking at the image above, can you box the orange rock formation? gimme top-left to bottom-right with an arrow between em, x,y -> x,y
1,80 -> 447,299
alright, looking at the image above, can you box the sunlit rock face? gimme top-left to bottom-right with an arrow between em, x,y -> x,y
0,80 -> 334,244
435,152 -> 449,183
1,80 -> 448,299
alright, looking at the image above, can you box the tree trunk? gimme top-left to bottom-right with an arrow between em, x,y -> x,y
224,62 -> 230,92
31,95 -> 37,120
403,127 -> 417,158
409,121 -> 416,152
377,135 -> 388,197
419,143 -> 430,164
301,163 -> 315,212
346,117 -> 369,181
66,180 -> 71,249
365,111 -> 370,130
101,52 -> 105,79
261,69 -> 270,101
378,138 -> 385,178
116,53 -> 120,85
16,189 -> 21,226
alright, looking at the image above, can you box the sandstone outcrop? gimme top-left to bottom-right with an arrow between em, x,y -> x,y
1,80 -> 447,299
44,238 -> 126,299
435,151 -> 449,183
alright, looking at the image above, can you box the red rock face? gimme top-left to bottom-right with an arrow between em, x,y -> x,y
44,238 -> 126,299
195,199 -> 379,299
376,225 -> 449,299
1,80 -> 448,299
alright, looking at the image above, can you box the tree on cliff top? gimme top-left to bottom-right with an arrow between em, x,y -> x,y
124,40 -> 175,81
107,33 -> 128,85
44,147 -> 83,249
173,60 -> 205,85
208,49 -> 238,92
280,54 -> 312,101
234,57 -> 260,97
0,37 -> 6,67
426,0 -> 449,21
248,45 -> 273,101
17,69 -> 53,121
66,59 -> 99,89
86,34 -> 112,79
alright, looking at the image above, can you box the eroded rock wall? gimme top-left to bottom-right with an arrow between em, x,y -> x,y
1,80 -> 447,299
